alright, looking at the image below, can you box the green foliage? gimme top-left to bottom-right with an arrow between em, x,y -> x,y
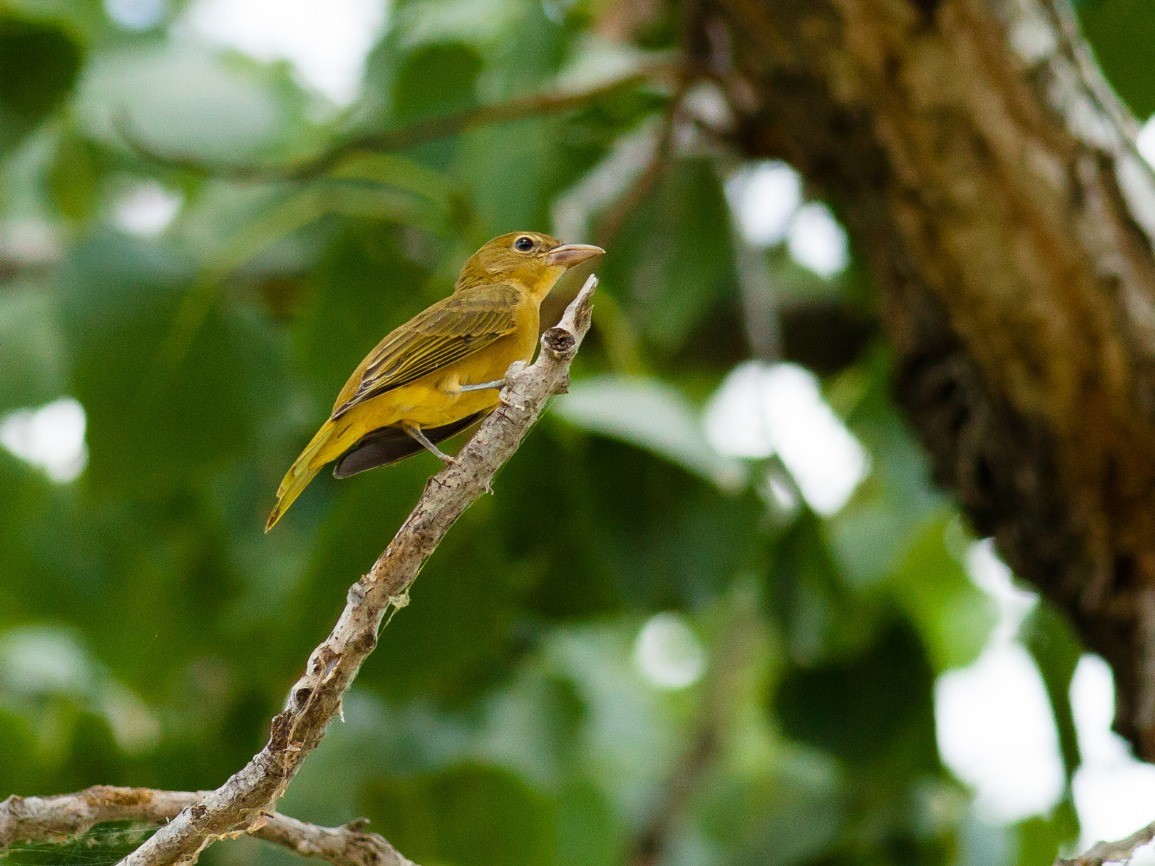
1077,0 -> 1155,117
0,12 -> 82,154
0,2 -> 1100,865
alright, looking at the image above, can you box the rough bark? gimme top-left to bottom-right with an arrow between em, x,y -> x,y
0,787 -> 412,866
707,0 -> 1155,755
113,278 -> 598,865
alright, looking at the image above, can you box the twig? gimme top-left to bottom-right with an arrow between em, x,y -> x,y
1056,820 -> 1155,865
114,276 -> 599,865
126,64 -> 673,180
0,786 -> 413,866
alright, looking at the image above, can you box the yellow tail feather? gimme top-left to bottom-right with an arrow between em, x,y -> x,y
266,419 -> 351,531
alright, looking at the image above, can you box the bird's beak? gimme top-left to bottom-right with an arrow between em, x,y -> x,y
546,243 -> 605,267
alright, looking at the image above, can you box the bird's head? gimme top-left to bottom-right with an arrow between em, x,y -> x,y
456,232 -> 604,297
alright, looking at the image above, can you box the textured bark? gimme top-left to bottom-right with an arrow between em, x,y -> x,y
0,786 -> 413,866
708,0 -> 1155,755
114,278 -> 598,865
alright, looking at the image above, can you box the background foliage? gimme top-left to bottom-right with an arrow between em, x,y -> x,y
0,0 -> 1148,863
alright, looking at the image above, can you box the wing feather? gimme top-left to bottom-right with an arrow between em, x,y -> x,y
331,284 -> 521,419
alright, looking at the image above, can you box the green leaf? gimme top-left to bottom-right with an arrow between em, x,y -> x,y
830,350 -> 946,587
392,42 -> 482,123
58,232 -> 286,496
1022,603 -> 1084,782
0,14 -> 82,153
363,763 -> 558,866
0,285 -> 66,414
77,45 -> 306,163
773,618 -> 938,774
556,779 -> 621,866
459,116 -> 558,232
1078,0 -> 1155,117
554,375 -> 746,490
888,516 -> 997,671
0,707 -> 38,795
768,510 -> 881,665
698,750 -> 847,866
46,130 -> 105,222
1014,803 -> 1079,866
599,157 -> 737,351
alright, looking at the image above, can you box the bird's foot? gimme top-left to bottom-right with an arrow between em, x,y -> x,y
458,378 -> 506,393
401,422 -> 457,463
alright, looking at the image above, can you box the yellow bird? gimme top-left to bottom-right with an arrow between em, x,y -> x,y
266,231 -> 604,530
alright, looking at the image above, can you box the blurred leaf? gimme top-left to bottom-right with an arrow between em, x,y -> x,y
364,763 -> 557,866
46,130 -> 104,222
459,116 -> 559,232
773,618 -> 937,774
556,778 -> 621,866
77,45 -> 307,163
768,511 -> 880,665
888,516 -> 996,671
830,350 -> 945,587
1022,603 -> 1084,782
563,436 -> 765,610
0,707 -> 38,795
1078,0 -> 1155,117
0,13 -> 82,153
699,750 -> 846,866
327,152 -> 470,230
492,2 -> 570,94
0,285 -> 66,414
555,375 -> 746,490
389,41 -> 483,169
393,42 -> 482,123
599,157 -> 737,352
1014,802 -> 1079,866
58,232 -> 286,496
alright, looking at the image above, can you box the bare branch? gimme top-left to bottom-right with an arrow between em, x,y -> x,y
1056,820 -> 1155,865
126,63 -> 673,180
114,276 -> 599,865
0,786 -> 413,866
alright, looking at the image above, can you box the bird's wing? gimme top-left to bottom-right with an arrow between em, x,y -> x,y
331,284 -> 522,419
332,410 -> 490,478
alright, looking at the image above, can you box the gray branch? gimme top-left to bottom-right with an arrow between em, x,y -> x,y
1056,820 -> 1155,865
0,786 -> 413,866
112,275 -> 598,865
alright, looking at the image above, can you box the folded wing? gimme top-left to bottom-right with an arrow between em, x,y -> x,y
331,284 -> 521,419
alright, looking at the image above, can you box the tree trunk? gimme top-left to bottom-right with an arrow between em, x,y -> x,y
706,0 -> 1155,757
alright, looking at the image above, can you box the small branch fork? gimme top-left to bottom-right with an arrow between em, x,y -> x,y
1056,820 -> 1155,865
0,787 -> 413,866
0,277 -> 598,866
116,276 -> 596,866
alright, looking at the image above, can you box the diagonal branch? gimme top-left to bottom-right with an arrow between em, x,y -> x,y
125,63 -> 673,180
0,786 -> 413,866
1056,820 -> 1155,865
114,275 -> 598,866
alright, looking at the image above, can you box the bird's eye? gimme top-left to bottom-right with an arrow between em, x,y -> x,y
513,236 -> 535,252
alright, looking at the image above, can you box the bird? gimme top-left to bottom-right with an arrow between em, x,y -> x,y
265,231 -> 604,530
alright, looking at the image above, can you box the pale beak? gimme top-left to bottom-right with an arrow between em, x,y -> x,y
546,243 -> 605,267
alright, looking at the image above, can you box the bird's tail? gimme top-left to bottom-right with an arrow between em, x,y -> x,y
266,419 -> 344,531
